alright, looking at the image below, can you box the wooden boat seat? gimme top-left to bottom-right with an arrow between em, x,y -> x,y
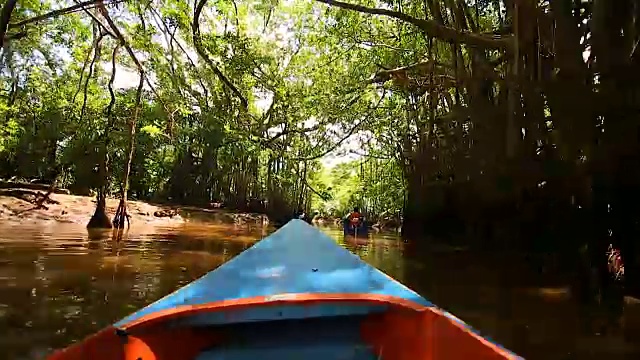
168,302 -> 388,327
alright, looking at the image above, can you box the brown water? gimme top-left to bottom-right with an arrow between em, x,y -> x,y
0,221 -> 638,360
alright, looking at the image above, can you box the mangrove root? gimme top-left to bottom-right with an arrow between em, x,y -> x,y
112,198 -> 130,229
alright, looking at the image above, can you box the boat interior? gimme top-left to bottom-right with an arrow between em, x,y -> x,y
48,300 -> 516,360
194,314 -> 378,360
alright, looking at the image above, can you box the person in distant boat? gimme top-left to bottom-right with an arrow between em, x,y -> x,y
347,207 -> 362,225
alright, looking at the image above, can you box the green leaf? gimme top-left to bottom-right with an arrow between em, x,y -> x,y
140,125 -> 162,137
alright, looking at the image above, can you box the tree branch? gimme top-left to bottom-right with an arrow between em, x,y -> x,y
193,0 -> 248,109
314,0 -> 513,51
8,0 -> 124,30
303,178 -> 330,200
72,24 -> 98,103
72,0 -> 116,38
96,3 -> 142,72
294,90 -> 387,161
349,149 -> 393,160
96,1 -> 172,122
80,30 -> 105,122
264,123 -> 324,145
104,43 -> 120,134
149,7 -> 209,106
359,41 -> 414,52
0,0 -> 18,48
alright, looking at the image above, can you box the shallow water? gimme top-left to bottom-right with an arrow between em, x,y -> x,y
0,221 -> 637,359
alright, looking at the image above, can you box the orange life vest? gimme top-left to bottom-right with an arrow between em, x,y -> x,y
348,212 -> 361,224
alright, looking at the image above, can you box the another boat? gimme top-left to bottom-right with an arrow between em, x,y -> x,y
48,219 -> 522,360
345,235 -> 370,247
343,217 -> 369,236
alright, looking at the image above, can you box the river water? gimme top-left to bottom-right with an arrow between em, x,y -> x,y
0,220 -> 637,359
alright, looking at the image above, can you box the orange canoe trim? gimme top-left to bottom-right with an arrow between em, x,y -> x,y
48,293 -> 522,360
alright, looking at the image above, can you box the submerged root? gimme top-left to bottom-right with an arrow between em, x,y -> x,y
112,198 -> 130,229
111,226 -> 128,242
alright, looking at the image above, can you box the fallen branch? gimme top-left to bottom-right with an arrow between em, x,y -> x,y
33,186 -> 58,209
0,180 -> 69,194
4,168 -> 64,214
4,189 -> 57,214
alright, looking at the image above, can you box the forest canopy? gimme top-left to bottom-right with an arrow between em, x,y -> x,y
0,0 -> 394,225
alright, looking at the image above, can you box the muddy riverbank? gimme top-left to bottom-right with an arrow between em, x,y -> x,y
0,185 -> 268,227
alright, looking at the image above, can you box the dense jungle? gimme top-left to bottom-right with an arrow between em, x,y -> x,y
1,0 -> 640,358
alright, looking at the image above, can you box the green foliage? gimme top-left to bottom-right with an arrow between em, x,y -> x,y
0,0 -> 457,221
0,0 -> 378,216
311,158 -> 404,220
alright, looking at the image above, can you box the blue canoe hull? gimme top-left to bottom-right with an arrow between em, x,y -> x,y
49,220 -> 522,360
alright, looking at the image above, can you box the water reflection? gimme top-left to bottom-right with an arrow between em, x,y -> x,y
0,222 -> 265,360
0,221 -> 637,359
330,229 -> 406,283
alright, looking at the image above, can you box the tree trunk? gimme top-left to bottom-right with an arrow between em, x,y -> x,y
87,43 -> 120,229
0,0 -> 18,49
113,74 -> 144,228
87,185 -> 112,229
